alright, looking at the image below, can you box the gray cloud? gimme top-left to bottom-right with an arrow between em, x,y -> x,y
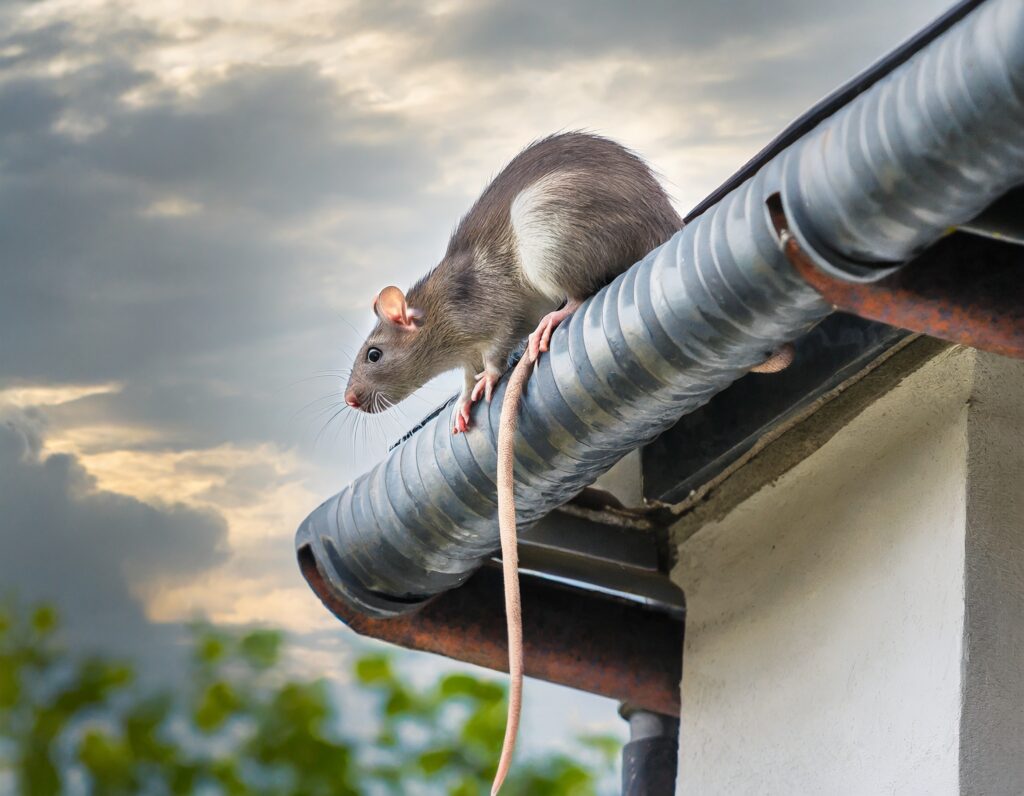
81,65 -> 427,216
0,22 -> 437,456
348,0 -> 950,70
0,416 -> 228,656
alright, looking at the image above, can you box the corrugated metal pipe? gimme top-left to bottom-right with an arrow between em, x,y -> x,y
297,0 -> 1024,618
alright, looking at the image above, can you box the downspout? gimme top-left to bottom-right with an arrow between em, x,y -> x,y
619,706 -> 680,796
297,0 -> 1024,623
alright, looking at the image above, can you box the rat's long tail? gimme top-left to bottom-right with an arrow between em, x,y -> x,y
491,351 -> 536,796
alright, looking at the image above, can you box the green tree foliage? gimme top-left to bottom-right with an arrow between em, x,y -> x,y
0,602 -> 616,795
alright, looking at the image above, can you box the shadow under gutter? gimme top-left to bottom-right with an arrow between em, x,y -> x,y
296,0 -> 1024,715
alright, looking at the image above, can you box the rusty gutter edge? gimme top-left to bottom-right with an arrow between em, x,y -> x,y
298,545 -> 684,716
769,195 -> 1024,360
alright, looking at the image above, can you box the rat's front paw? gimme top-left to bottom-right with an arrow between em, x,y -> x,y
452,399 -> 472,434
453,368 -> 502,434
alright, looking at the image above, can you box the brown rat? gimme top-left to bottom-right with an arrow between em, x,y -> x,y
343,132 -> 682,431
344,132 -> 790,793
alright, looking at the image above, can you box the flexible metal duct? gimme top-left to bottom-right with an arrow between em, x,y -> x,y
783,0 -> 1024,278
297,0 -> 1024,618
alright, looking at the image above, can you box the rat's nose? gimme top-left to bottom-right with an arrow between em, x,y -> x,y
345,391 -> 361,409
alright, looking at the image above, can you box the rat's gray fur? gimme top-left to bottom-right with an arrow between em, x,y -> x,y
345,131 -> 682,412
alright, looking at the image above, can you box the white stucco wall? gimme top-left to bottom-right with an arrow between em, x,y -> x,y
673,348 -> 1024,795
960,353 -> 1024,794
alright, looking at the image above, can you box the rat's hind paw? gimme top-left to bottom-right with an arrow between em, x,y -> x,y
471,368 -> 501,403
527,300 -> 582,362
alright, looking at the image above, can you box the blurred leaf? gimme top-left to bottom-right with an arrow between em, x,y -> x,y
239,629 -> 282,670
553,760 -> 593,793
210,759 -> 246,795
124,693 -> 172,737
0,601 -> 616,795
194,680 -> 242,731
195,633 -> 227,665
78,659 -> 134,695
49,659 -> 133,723
579,732 -> 621,766
461,698 -> 509,754
30,606 -> 57,637
417,747 -> 455,774
78,730 -> 134,790
449,777 -> 478,796
384,687 -> 414,717
168,763 -> 199,794
21,741 -> 60,796
279,680 -> 329,728
123,694 -> 174,762
439,673 -> 504,704
354,654 -> 393,685
0,654 -> 19,707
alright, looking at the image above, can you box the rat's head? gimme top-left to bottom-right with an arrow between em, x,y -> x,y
344,285 -> 454,412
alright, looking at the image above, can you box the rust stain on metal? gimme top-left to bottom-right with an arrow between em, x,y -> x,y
298,545 -> 684,716
769,196 -> 1024,359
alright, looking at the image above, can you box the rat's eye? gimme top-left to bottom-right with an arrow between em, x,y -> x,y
366,347 -> 383,363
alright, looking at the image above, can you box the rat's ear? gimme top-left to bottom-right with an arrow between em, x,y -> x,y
374,285 -> 422,330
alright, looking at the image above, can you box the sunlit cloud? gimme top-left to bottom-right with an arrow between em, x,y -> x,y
4,380 -> 324,631
150,575 -> 335,633
141,196 -> 203,217
40,425 -> 325,627
0,381 -> 122,408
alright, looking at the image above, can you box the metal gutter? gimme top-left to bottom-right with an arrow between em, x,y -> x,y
298,0 -> 1024,672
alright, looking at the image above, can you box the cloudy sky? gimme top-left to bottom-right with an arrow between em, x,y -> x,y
1,0 -> 953,761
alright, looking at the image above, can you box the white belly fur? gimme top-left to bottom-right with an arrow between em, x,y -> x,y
509,171 -> 577,302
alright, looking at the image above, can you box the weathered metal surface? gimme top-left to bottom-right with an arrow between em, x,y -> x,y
297,0 -> 1024,623
773,197 -> 1024,360
298,545 -> 684,715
